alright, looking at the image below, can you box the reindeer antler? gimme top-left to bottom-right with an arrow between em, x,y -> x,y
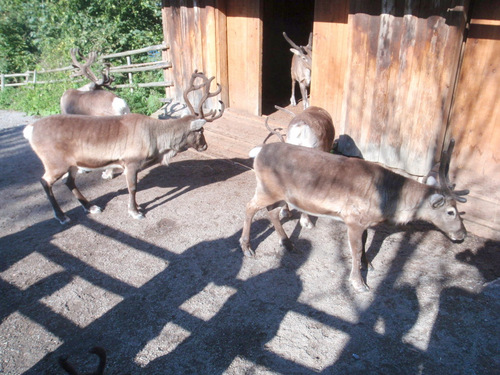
283,32 -> 301,50
438,138 -> 469,203
70,48 -> 115,90
283,32 -> 311,55
262,117 -> 285,144
183,70 -> 225,122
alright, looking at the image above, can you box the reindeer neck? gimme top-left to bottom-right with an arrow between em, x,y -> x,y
151,116 -> 192,154
391,179 -> 435,224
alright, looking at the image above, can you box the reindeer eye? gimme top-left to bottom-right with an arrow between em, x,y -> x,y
447,209 -> 456,217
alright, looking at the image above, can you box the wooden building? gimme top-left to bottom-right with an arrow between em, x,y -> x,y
160,0 -> 499,240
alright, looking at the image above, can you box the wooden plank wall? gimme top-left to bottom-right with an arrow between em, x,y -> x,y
310,0 -> 349,130
333,1 -> 467,176
446,0 -> 500,240
162,0 -> 227,111
226,0 -> 262,115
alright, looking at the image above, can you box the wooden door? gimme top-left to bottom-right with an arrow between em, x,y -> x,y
226,0 -> 262,115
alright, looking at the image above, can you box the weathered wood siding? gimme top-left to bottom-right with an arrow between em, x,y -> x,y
226,0 -> 262,115
324,1 -> 467,176
446,0 -> 500,239
310,0 -> 350,131
162,0 -> 227,111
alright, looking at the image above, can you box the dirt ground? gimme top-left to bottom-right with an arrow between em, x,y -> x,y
0,110 -> 499,375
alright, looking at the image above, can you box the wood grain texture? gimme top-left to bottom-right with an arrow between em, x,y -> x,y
226,0 -> 262,115
336,1 -> 466,176
447,0 -> 500,239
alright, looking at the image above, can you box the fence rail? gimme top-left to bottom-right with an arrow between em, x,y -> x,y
0,42 -> 172,90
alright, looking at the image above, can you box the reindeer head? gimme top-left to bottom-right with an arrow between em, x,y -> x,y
425,139 -> 469,241
181,70 -> 225,153
70,48 -> 115,91
283,32 -> 313,70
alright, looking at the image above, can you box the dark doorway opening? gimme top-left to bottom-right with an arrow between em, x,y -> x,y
262,0 -> 315,115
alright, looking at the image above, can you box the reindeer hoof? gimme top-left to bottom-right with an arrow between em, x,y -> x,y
300,215 -> 314,229
240,240 -> 255,257
89,205 -> 102,214
351,279 -> 370,293
56,215 -> 71,225
280,238 -> 295,252
279,208 -> 291,220
101,170 -> 113,180
243,248 -> 255,257
129,211 -> 145,220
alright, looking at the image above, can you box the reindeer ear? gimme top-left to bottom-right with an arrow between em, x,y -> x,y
190,119 -> 206,131
430,193 -> 445,208
290,48 -> 301,56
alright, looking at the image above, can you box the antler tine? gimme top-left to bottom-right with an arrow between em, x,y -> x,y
69,48 -> 99,83
183,70 -> 206,116
183,70 -> 225,121
263,117 -> 285,143
204,100 -> 225,122
196,75 -> 216,117
283,32 -> 301,51
96,63 -> 115,88
307,32 -> 313,48
438,139 -> 469,203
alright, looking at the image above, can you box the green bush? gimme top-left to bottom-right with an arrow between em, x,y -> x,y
0,84 -> 65,116
0,84 -> 165,116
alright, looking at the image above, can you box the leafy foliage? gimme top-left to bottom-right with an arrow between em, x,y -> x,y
0,0 -> 164,115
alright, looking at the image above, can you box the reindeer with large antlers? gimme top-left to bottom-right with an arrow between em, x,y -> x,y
283,32 -> 313,109
24,71 -> 224,224
60,48 -> 130,117
241,139 -> 469,292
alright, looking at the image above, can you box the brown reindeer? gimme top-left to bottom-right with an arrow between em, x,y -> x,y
283,32 -> 313,109
240,139 -> 468,292
24,71 -> 224,224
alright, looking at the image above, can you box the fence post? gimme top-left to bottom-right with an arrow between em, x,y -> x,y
1,74 -> 4,91
33,70 -> 37,85
126,56 -> 133,92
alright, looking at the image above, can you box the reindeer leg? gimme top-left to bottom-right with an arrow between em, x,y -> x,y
240,197 -> 262,257
40,177 -> 70,225
65,167 -> 102,215
361,229 -> 374,270
240,191 -> 284,257
279,203 -> 292,220
124,164 -> 144,219
268,205 -> 294,251
290,79 -> 297,106
347,224 -> 370,292
299,81 -> 309,109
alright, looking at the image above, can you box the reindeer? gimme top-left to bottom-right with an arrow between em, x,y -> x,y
266,105 -> 335,228
61,49 -> 130,117
240,139 -> 469,292
61,49 -> 131,180
24,71 -> 224,224
283,32 -> 312,109
59,347 -> 106,375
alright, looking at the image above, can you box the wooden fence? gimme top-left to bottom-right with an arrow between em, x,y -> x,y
0,43 -> 172,90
